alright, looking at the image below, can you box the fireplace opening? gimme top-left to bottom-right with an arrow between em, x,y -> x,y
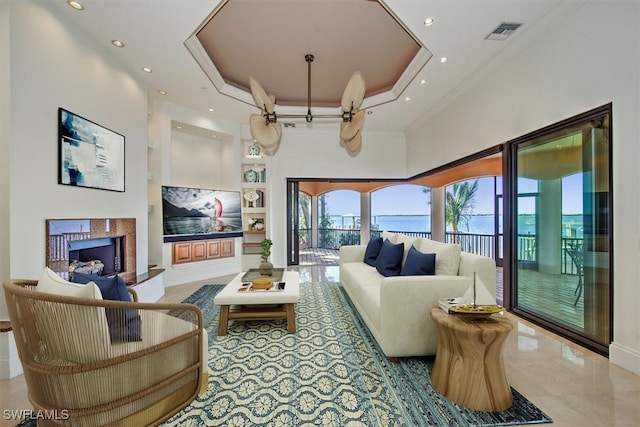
69,236 -> 125,276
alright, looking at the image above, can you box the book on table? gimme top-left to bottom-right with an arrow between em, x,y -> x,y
439,297 -> 463,313
237,282 -> 286,292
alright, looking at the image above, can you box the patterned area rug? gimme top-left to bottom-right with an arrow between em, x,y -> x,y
163,283 -> 552,426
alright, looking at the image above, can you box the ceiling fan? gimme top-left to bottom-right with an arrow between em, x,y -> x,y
248,54 -> 366,155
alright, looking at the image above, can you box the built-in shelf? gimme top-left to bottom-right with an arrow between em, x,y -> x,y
241,140 -> 269,258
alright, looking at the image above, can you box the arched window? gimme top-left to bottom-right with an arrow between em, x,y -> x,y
370,184 -> 431,238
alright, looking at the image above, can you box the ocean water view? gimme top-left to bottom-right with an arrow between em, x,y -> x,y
329,214 -> 584,237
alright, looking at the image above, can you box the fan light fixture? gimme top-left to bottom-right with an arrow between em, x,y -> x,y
249,54 -> 366,155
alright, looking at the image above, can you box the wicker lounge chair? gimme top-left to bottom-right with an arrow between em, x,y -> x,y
3,279 -> 208,426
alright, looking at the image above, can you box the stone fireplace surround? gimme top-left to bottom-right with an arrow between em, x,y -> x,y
46,218 -> 137,284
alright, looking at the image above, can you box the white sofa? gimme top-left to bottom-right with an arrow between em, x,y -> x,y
339,231 -> 496,359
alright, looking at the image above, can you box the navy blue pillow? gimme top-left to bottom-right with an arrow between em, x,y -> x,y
71,272 -> 142,342
375,239 -> 404,277
363,237 -> 384,266
401,246 -> 436,276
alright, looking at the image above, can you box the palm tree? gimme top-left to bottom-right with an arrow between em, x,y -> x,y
446,179 -> 479,236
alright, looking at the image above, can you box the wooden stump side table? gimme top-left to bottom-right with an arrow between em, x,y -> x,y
430,307 -> 514,412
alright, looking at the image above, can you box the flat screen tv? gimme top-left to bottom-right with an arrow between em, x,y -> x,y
162,186 -> 243,242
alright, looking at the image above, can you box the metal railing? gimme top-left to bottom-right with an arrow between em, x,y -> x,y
48,232 -> 92,261
445,232 -> 495,259
371,230 -> 432,240
305,227 -> 582,275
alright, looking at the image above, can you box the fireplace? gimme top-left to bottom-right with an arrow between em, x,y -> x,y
68,236 -> 125,276
46,218 -> 136,282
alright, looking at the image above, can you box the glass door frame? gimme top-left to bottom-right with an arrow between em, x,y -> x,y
286,179 -> 300,266
503,103 -> 613,356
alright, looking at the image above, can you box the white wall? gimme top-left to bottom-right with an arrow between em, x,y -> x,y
406,1 -> 640,374
267,128 -> 407,267
170,131 -> 224,188
147,100 -> 244,286
1,0 -> 150,378
0,2 -> 11,312
6,0 -> 149,284
0,1 -> 12,380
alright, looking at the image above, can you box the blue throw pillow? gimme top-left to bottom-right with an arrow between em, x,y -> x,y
71,272 -> 142,342
363,237 -> 384,266
375,239 -> 404,277
401,245 -> 436,276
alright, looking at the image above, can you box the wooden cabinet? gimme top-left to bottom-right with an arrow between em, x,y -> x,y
221,239 -> 234,257
192,241 -> 207,261
172,242 -> 193,264
172,238 -> 235,265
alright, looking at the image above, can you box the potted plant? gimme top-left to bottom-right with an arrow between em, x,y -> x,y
259,238 -> 273,276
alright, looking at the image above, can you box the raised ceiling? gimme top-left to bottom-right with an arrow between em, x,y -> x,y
47,0 -> 577,133
188,0 -> 429,109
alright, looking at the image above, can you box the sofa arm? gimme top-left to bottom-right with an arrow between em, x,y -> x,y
339,245 -> 367,263
378,275 -> 472,356
458,252 -> 497,298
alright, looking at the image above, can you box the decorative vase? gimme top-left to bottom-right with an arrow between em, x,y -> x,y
259,261 -> 273,276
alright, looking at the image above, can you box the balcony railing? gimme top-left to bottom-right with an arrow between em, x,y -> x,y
304,227 -> 582,275
445,232 -> 495,259
48,232 -> 92,261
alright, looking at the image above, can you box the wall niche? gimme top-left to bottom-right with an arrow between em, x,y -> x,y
46,218 -> 137,283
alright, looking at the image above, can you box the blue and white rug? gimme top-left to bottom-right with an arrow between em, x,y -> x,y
163,283 -> 552,426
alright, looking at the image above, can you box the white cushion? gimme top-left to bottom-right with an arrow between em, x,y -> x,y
38,267 -> 102,299
419,239 -> 462,276
35,267 -> 110,363
392,234 -> 420,267
382,231 -> 397,243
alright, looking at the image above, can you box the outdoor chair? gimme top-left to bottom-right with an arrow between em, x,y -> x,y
564,243 -> 584,305
3,278 -> 208,426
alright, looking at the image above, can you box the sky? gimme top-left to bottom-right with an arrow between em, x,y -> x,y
321,175 -> 584,216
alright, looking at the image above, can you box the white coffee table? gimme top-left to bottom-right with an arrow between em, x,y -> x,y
214,271 -> 300,336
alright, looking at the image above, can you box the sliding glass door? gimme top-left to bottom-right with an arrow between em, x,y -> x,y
286,180 -> 300,266
509,105 -> 612,355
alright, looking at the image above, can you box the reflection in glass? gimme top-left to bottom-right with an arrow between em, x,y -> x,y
514,112 -> 611,352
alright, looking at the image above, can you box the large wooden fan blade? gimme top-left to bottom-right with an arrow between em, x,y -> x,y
341,71 -> 366,112
339,109 -> 365,142
250,114 -> 281,149
249,76 -> 275,114
344,130 -> 362,154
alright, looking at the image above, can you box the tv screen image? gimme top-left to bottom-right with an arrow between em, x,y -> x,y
161,186 -> 243,242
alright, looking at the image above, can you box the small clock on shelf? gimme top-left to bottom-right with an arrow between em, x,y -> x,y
244,169 -> 258,183
243,190 -> 259,207
247,143 -> 261,157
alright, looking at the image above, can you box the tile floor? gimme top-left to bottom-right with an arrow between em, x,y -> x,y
0,265 -> 638,427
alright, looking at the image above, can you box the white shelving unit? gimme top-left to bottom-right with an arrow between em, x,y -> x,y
241,140 -> 268,256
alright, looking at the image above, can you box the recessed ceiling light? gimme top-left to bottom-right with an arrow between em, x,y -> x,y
424,18 -> 434,26
142,67 -> 152,73
208,108 -> 214,112
157,90 -> 167,95
440,57 -> 448,63
404,97 -> 411,101
67,1 -> 84,11
111,40 -> 125,48
175,125 -> 182,130
420,79 -> 427,85
211,134 -> 217,138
